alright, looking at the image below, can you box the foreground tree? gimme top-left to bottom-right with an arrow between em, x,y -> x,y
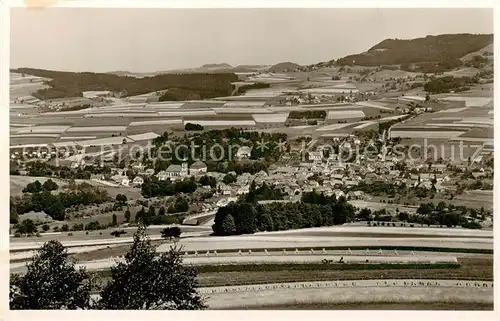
97,225 -> 205,310
10,240 -> 93,309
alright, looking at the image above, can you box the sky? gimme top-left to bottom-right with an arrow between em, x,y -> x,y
10,8 -> 494,73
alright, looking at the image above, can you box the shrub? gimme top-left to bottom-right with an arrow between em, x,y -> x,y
110,230 -> 126,237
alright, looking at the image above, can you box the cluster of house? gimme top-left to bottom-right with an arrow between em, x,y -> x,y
194,154 -> 493,201
100,161 -> 209,187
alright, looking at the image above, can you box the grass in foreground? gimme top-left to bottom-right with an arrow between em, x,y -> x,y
224,301 -> 494,310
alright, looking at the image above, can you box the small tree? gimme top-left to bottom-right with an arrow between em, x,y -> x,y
15,219 -> 37,236
135,207 -> 146,223
42,179 -> 59,191
42,224 -> 50,232
158,206 -> 166,216
161,227 -> 182,240
96,225 -> 205,310
112,214 -> 118,227
124,209 -> 131,223
10,240 -> 93,309
111,230 -> 126,237
222,173 -> 237,185
148,205 -> 156,217
116,194 -> 128,205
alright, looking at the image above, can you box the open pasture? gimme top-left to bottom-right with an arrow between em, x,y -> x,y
253,113 -> 289,123
26,254 -> 461,273
301,87 -> 359,94
213,108 -> 272,114
204,280 -> 493,310
439,96 -> 492,107
348,200 -> 418,214
222,101 -> 267,108
326,110 -> 366,120
261,225 -> 492,238
183,120 -> 257,127
443,67 -> 481,78
156,235 -> 492,253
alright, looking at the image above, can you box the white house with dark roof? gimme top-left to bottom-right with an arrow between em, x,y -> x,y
308,151 -> 323,163
121,177 -> 130,187
236,146 -> 252,159
132,176 -> 144,186
166,162 -> 188,179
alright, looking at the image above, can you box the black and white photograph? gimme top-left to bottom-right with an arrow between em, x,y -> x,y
3,2 -> 496,313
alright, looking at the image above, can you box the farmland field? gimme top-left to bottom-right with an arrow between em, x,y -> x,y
243,301 -> 493,310
202,279 -> 493,309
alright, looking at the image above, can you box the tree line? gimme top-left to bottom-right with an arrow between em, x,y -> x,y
288,110 -> 326,120
212,191 -> 356,236
234,82 -> 270,95
19,161 -> 112,179
22,179 -> 58,193
424,75 -> 479,94
11,182 -> 111,221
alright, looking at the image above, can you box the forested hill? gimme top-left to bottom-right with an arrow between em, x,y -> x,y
336,33 -> 493,67
11,67 -> 238,101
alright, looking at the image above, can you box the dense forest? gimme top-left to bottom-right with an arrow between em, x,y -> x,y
212,191 -> 356,235
424,75 -> 479,94
12,68 -> 238,100
336,34 -> 493,69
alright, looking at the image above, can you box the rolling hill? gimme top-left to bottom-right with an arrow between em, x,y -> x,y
269,62 -> 302,73
335,33 -> 493,69
202,63 -> 233,69
12,67 -> 238,101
